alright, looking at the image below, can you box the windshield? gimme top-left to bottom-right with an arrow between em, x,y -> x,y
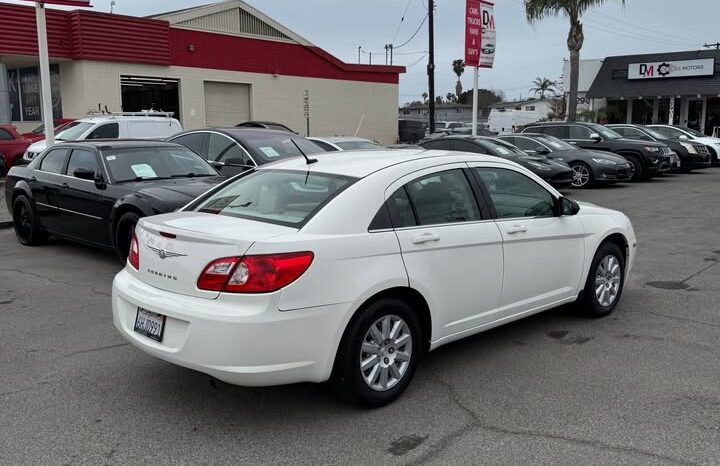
103,146 -> 218,183
192,170 -> 355,227
533,135 -> 576,151
482,138 -> 525,156
586,123 -> 622,140
55,122 -> 94,141
336,140 -> 383,151
239,133 -> 324,163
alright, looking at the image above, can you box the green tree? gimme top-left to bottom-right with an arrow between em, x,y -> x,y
422,92 -> 429,104
452,59 -> 466,100
525,0 -> 625,121
529,77 -> 557,99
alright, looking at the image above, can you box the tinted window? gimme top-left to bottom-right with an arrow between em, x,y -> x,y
66,149 -> 99,177
103,146 -> 218,182
568,126 -> 593,139
0,128 -> 13,140
237,132 -> 324,163
507,136 -> 542,151
475,168 -> 555,219
191,170 -> 354,227
55,122 -> 94,141
612,127 -> 645,140
88,123 -> 119,139
39,148 -> 69,174
421,140 -> 451,150
172,132 -> 207,156
405,170 -> 481,225
207,133 -> 254,165
336,141 -> 382,151
532,126 -> 568,139
312,140 -> 339,152
386,187 -> 417,228
453,140 -> 486,153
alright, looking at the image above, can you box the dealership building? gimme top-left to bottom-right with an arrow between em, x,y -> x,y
566,50 -> 720,135
0,1 -> 404,143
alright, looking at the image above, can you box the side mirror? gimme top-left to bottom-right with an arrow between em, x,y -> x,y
560,197 -> 580,216
589,133 -> 602,142
73,167 -> 96,180
535,146 -> 550,155
678,134 -> 689,140
209,160 -> 225,168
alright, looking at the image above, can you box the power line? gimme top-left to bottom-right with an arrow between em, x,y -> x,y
704,42 -> 720,50
394,12 -> 429,49
584,23 -> 699,48
391,0 -> 415,44
585,9 -> 700,45
583,17 -> 697,47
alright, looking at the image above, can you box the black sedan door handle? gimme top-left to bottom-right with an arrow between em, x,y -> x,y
61,182 -> 69,188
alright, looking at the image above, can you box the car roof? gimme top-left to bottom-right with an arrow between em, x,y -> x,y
257,149 -> 499,178
73,115 -> 179,123
176,128 -> 295,140
56,139 -> 185,150
310,136 -> 374,143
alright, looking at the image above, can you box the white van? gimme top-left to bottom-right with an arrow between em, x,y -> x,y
23,113 -> 183,162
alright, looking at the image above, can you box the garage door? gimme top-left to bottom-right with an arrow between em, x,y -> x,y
204,81 -> 250,127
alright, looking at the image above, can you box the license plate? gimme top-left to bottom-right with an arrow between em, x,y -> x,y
134,308 -> 166,342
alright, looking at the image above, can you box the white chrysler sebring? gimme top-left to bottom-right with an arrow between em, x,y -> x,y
112,149 -> 636,406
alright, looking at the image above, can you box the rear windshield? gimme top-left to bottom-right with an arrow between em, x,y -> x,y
191,169 -> 356,227
103,146 -> 218,182
336,141 -> 383,151
239,133 -> 325,163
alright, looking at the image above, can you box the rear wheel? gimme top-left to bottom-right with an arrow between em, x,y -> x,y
576,242 -> 625,318
708,146 -> 719,166
331,298 -> 422,407
623,155 -> 645,181
12,195 -> 47,246
114,212 -> 140,264
569,162 -> 593,188
0,154 -> 6,177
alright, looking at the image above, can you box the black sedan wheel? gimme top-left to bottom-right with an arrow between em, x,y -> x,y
569,162 -> 593,188
12,195 -> 47,246
114,212 -> 140,264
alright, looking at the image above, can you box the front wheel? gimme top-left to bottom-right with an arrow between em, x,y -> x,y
576,242 -> 625,318
12,195 -> 47,246
331,298 -> 423,407
624,155 -> 645,181
569,162 -> 593,188
114,212 -> 140,264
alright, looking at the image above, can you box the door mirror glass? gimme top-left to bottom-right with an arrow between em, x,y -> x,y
560,197 -> 580,216
678,134 -> 689,140
590,133 -> 602,141
73,167 -> 96,180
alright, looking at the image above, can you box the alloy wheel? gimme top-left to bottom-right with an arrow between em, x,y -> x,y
595,255 -> 622,307
571,164 -> 591,188
359,314 -> 413,392
14,201 -> 32,241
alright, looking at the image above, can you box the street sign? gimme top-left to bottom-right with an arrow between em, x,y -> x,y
303,90 -> 310,118
479,1 -> 496,69
464,0 -> 482,67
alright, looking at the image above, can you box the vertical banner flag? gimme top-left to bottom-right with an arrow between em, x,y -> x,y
479,1 -> 496,69
464,0 -> 482,67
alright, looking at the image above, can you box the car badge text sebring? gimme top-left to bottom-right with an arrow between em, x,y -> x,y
147,246 -> 187,260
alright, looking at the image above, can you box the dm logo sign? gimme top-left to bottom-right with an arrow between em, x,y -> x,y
629,58 -> 715,80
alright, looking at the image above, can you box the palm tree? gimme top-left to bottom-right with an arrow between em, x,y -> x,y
529,77 -> 557,99
422,92 -> 429,104
525,0 -> 625,121
452,59 -> 465,100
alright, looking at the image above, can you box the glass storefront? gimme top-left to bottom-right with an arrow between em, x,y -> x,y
657,98 -> 681,125
707,97 -> 720,137
631,99 -> 653,125
605,99 -> 627,124
7,65 -> 63,122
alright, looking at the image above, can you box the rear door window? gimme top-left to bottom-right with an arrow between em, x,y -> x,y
568,126 -> 593,140
39,148 -> 70,174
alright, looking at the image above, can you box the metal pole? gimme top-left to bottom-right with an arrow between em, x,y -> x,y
390,44 -> 393,66
471,66 -> 479,136
428,0 -> 436,133
358,46 -> 361,64
35,2 -> 55,147
369,52 -> 372,65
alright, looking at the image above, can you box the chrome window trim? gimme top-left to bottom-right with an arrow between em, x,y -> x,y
35,202 -> 102,220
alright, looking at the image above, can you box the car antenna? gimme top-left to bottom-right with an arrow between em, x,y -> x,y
291,139 -> 317,165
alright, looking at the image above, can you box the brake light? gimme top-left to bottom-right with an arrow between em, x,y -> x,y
197,252 -> 314,293
128,234 -> 140,270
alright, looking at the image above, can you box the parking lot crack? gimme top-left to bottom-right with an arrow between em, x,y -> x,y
63,342 -> 129,358
413,371 -> 699,466
682,260 -> 719,284
0,267 -> 111,297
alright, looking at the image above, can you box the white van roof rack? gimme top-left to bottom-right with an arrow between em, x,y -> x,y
85,110 -> 175,118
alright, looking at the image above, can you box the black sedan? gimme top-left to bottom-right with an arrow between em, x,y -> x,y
497,133 -> 633,188
607,124 -> 712,171
169,128 -> 323,177
5,140 -> 225,261
419,135 -> 574,188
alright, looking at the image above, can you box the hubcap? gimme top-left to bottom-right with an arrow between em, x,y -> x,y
359,314 -> 412,392
571,165 -> 590,187
14,203 -> 32,240
595,255 -> 622,307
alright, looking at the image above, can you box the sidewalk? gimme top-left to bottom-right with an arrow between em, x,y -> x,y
0,179 -> 12,229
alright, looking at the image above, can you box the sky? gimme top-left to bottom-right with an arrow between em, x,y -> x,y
8,0 -> 717,104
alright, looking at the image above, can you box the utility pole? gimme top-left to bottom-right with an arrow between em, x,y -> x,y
389,44 -> 394,66
427,0 -> 436,133
369,52 -> 372,65
703,42 -> 720,50
358,46 -> 362,64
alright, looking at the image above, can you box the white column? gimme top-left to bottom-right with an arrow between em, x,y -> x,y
680,98 -> 689,126
701,97 -> 708,134
668,98 -> 675,125
35,2 -> 55,147
626,99 -> 633,124
652,99 -> 659,124
471,66 -> 479,136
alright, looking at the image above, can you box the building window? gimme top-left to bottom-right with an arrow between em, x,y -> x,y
121,76 -> 180,121
402,110 -> 410,115
456,108 -> 462,113
525,106 -> 536,111
612,69 -> 628,79
7,65 -> 63,122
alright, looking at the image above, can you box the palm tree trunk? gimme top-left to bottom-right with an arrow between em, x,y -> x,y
568,49 -> 580,122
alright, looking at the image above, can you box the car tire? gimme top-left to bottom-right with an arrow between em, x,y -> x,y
623,155 -> 645,181
569,162 -> 593,188
12,195 -> 47,246
576,242 -> 625,318
707,147 -> 719,166
331,298 -> 423,407
114,211 -> 140,264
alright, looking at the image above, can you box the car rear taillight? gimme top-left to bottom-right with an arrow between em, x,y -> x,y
197,252 -> 314,293
128,234 -> 140,270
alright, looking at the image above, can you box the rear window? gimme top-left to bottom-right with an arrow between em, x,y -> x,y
238,133 -> 324,163
336,141 -> 382,151
191,169 -> 356,227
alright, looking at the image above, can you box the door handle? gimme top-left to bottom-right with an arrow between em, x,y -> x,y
61,182 -> 68,188
412,232 -> 440,244
505,224 -> 528,235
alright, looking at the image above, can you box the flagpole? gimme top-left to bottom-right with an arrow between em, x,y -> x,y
471,66 -> 479,136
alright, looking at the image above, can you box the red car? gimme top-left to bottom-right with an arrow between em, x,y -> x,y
21,118 -> 75,143
0,125 -> 31,176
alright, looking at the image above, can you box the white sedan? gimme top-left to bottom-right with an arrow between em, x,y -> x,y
307,136 -> 384,152
112,149 -> 636,406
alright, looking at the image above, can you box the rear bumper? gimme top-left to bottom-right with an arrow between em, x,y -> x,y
112,269 -> 351,386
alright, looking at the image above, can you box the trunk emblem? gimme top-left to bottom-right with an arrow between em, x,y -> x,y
147,245 -> 187,260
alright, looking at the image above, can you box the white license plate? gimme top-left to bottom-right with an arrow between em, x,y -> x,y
134,308 -> 166,342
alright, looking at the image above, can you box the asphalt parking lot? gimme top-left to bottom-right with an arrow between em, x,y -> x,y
1,170 -> 719,466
